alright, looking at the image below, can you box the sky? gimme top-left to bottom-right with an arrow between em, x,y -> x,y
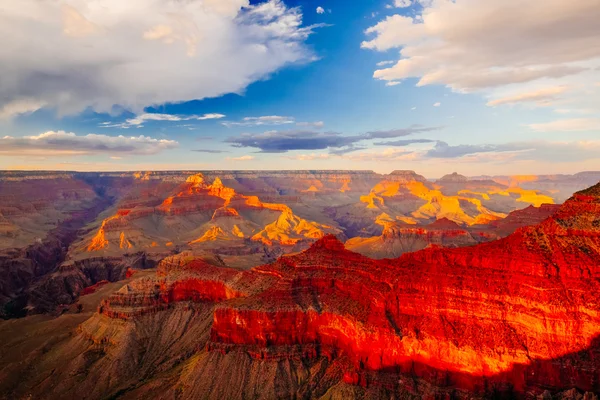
1,0 -> 599,178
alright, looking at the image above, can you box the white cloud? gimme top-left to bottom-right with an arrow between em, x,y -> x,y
362,0 -> 600,112
296,121 -> 325,128
101,113 -> 225,128
316,6 -> 325,14
386,81 -> 402,86
0,131 -> 178,156
376,60 -> 395,67
0,0 -> 321,117
433,102 -> 441,107
527,118 -> 600,132
394,0 -> 412,7
227,155 -> 255,161
197,113 -> 227,120
222,115 -> 295,127
487,86 -> 569,107
0,99 -> 47,119
411,106 -> 417,110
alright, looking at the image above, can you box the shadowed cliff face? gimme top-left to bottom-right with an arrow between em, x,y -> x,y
0,176 -> 116,317
3,182 -> 596,399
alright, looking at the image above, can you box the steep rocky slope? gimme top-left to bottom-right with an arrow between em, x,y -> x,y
346,204 -> 561,258
79,173 -> 342,256
0,170 -> 586,318
0,174 -> 113,317
345,217 -> 487,258
1,183 -> 598,398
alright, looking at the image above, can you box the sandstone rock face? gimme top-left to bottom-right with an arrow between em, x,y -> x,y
0,170 -> 588,319
346,205 -> 561,259
27,183 -> 597,398
206,185 -> 600,394
346,217 -> 483,258
1,170 -> 599,399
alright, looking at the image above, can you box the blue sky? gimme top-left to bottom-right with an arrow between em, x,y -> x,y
1,0 -> 599,177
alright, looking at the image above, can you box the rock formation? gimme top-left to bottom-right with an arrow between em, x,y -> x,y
7,182 -> 593,398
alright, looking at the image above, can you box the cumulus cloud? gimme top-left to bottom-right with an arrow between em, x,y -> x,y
433,102 -> 441,107
0,0 -> 321,118
226,125 -> 441,152
527,118 -> 600,132
101,113 -> 225,128
316,7 -> 325,14
362,0 -> 600,112
222,116 -> 295,127
376,60 -> 395,67
0,99 -> 47,120
0,131 -> 178,156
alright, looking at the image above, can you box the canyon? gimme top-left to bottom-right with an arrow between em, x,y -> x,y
1,170 -> 599,399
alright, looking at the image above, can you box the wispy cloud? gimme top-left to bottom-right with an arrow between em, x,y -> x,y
191,149 -> 229,154
226,130 -> 361,153
296,121 -> 325,128
374,138 -> 435,146
394,0 -> 412,8
487,86 -> 569,107
101,113 -> 225,129
527,118 -> 600,132
365,125 -> 442,139
0,131 -> 178,156
226,155 -> 255,161
423,140 -> 600,163
225,125 -> 441,153
222,116 -> 295,128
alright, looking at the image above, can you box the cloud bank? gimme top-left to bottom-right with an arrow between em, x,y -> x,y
1,131 -> 178,156
225,125 -> 441,152
363,0 -> 600,116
